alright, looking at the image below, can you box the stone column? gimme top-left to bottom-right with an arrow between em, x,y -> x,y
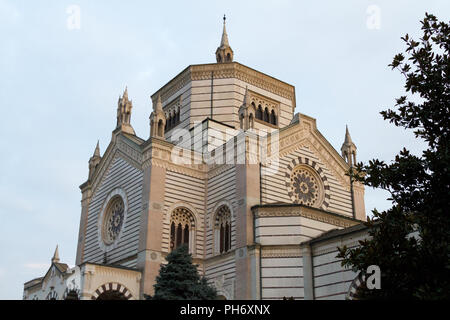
136,162 -> 166,298
301,243 -> 314,300
76,184 -> 92,265
234,135 -> 261,299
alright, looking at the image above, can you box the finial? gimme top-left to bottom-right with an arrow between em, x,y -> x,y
93,140 -> 100,157
123,86 -> 128,99
223,14 -> 226,24
243,86 -> 248,105
156,94 -> 163,112
52,245 -> 60,263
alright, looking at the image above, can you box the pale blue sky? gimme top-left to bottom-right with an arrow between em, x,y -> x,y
0,0 -> 448,299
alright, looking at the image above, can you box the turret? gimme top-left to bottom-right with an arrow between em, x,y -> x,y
215,15 -> 234,63
150,94 -> 166,139
88,141 -> 101,180
341,125 -> 357,167
116,86 -> 136,135
238,87 -> 254,130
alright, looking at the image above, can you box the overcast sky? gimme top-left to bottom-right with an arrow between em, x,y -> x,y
0,0 -> 448,299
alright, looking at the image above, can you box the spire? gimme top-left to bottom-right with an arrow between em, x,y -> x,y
220,15 -> 230,48
93,140 -> 100,158
216,15 -> 234,63
344,125 -> 353,145
123,86 -> 128,100
116,86 -> 135,135
52,245 -> 60,263
243,86 -> 249,106
155,94 -> 163,112
341,125 -> 357,166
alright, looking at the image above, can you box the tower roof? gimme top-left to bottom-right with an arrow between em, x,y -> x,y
93,140 -> 100,158
52,245 -> 60,263
219,15 -> 230,49
243,86 -> 249,105
344,125 -> 353,145
155,94 -> 163,112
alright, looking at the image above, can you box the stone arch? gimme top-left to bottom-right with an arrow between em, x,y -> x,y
165,201 -> 199,254
91,282 -> 134,300
211,200 -> 234,255
346,271 -> 366,300
263,107 -> 270,122
158,119 -> 164,137
270,109 -> 277,125
249,113 -> 254,129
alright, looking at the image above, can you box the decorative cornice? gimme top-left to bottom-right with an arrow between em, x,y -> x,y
261,246 -> 302,258
150,62 -> 295,106
253,205 -> 359,229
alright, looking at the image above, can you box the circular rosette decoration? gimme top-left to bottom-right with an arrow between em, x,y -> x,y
290,168 -> 320,206
104,197 -> 125,244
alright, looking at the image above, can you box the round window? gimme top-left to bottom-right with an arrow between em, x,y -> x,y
102,196 -> 125,245
289,166 -> 322,207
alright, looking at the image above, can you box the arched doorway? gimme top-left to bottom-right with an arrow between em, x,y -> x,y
96,291 -> 127,300
91,283 -> 134,300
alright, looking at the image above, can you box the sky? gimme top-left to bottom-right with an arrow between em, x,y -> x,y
0,0 -> 448,299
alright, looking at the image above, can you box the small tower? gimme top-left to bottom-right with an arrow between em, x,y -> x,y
341,125 -> 357,167
116,87 -> 136,135
52,245 -> 60,264
238,87 -> 254,130
88,141 -> 101,180
150,94 -> 166,139
216,15 -> 234,63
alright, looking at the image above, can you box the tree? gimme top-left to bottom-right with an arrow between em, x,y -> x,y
148,245 -> 217,300
338,13 -> 450,300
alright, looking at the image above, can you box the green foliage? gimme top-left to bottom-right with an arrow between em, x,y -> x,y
338,13 -> 450,300
149,245 -> 217,300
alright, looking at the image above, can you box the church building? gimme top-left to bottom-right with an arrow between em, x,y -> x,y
23,18 -> 369,300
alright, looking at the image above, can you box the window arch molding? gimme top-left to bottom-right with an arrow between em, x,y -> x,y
97,188 -> 129,253
211,200 -> 234,255
165,201 -> 199,255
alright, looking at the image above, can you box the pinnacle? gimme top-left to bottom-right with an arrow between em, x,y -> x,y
52,245 -> 60,263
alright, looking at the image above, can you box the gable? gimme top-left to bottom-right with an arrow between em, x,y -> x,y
262,115 -> 354,217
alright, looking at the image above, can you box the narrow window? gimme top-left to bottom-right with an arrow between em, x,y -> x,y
264,108 -> 269,123
170,222 -> 176,250
183,224 -> 189,245
225,222 -> 230,252
176,223 -> 182,247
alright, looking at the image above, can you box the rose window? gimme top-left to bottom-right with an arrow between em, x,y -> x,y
290,167 -> 320,206
103,196 -> 125,245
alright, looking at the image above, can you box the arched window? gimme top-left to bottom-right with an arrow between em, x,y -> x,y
240,114 -> 244,129
270,110 -> 277,125
264,107 -> 269,123
226,53 -> 231,61
158,119 -> 164,137
249,113 -> 254,129
170,207 -> 195,252
176,108 -> 180,124
256,104 -> 262,120
214,205 -> 232,254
